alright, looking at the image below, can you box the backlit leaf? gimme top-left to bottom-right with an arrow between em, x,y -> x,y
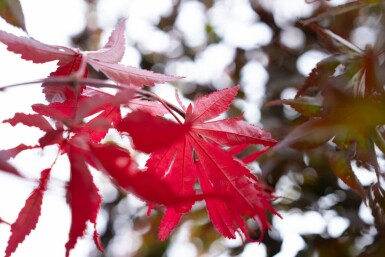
4,168 -> 51,257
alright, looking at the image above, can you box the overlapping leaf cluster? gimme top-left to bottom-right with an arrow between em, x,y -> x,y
0,19 -> 277,256
272,1 -> 385,206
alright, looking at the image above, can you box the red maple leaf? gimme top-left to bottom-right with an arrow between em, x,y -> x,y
65,139 -> 103,257
4,168 -> 51,257
0,16 -> 279,256
117,85 -> 279,240
0,18 -> 181,102
88,142 -> 204,207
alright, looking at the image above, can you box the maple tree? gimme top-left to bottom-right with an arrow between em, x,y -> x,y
0,15 -> 277,257
2,0 -> 385,256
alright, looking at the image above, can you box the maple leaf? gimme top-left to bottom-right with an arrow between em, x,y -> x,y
1,113 -> 64,155
0,18 -> 181,102
32,87 -> 135,143
88,142 -> 204,207
117,85 -> 278,240
4,168 -> 51,257
65,140 -> 103,257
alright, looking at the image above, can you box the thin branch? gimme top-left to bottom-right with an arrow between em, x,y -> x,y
0,76 -> 186,120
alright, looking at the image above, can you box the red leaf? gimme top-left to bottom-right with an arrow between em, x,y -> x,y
38,130 -> 64,147
3,113 -> 53,132
34,87 -> 133,124
192,137 -> 274,240
72,87 -> 133,123
117,110 -> 185,153
158,208 -> 183,241
192,118 -> 276,146
65,142 -> 102,257
186,85 -> 239,123
0,217 -> 10,225
77,106 -> 121,143
88,143 -> 137,189
4,168 -> 51,257
42,54 -> 87,103
122,86 -> 278,240
89,143 -> 200,208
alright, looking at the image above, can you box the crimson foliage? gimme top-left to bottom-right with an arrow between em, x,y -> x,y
0,18 -> 277,257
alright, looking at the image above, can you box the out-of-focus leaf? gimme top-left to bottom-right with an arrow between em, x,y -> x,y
371,127 -> 385,155
301,0 -> 381,25
306,23 -> 363,54
296,55 -> 343,98
274,119 -> 333,150
368,183 -> 385,229
358,237 -> 385,257
266,97 -> 323,117
0,144 -> 37,160
0,0 -> 26,31
3,113 -> 53,132
4,168 -> 50,257
65,143 -> 103,257
0,151 -> 21,176
0,217 -> 10,225
329,151 -> 365,199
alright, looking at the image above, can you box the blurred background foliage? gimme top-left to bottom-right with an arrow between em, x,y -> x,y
2,0 -> 385,256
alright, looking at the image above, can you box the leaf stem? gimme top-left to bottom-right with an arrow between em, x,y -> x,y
136,89 -> 186,122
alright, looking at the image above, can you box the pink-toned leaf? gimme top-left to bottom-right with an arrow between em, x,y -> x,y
73,87 -> 134,123
3,113 -> 53,132
4,168 -> 51,257
128,98 -> 169,116
0,144 -> 37,160
32,102 -> 73,121
65,143 -> 102,257
87,60 -> 183,87
0,30 -> 76,64
86,18 -> 127,63
0,155 -> 22,177
175,89 -> 187,112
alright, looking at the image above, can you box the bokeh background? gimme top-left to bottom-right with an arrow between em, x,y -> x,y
1,0 -> 385,256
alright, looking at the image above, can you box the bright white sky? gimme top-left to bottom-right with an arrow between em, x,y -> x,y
0,0 -> 375,257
